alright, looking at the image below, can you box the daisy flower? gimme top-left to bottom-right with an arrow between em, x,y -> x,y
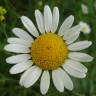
81,4 -> 89,15
79,21 -> 91,34
4,5 -> 93,95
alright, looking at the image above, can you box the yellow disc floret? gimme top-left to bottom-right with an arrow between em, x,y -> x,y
31,33 -> 68,70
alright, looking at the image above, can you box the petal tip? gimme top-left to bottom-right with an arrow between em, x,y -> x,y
54,6 -> 58,10
12,28 -> 17,33
89,41 -> 92,45
35,9 -> 39,14
70,15 -> 74,19
44,5 -> 51,11
20,16 -> 27,22
4,45 -> 7,51
20,16 -> 25,19
69,86 -> 74,91
23,85 -> 30,88
41,91 -> 47,95
6,58 -> 9,63
45,5 -> 49,8
9,68 -> 13,74
91,56 -> 94,61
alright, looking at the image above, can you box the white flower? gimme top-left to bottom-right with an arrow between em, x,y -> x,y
4,5 -> 93,95
79,21 -> 91,34
81,4 -> 89,14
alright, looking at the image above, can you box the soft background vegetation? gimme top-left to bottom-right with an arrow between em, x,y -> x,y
0,0 -> 96,96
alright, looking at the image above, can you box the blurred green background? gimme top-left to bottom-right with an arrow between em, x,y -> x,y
0,0 -> 96,96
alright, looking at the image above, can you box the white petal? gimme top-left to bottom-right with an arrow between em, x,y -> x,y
35,10 -> 45,33
64,24 -> 81,44
58,15 -> 74,36
44,5 -> 52,32
40,71 -> 50,95
9,60 -> 32,74
62,59 -> 87,78
68,41 -> 92,51
6,54 -> 31,64
19,66 -> 42,88
65,59 -> 88,73
52,68 -> 64,92
51,7 -> 59,33
60,69 -> 73,90
4,44 -> 30,53
12,28 -> 33,42
21,16 -> 39,37
68,52 -> 93,62
8,37 -> 32,47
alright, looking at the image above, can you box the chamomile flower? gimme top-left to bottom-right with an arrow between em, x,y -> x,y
79,21 -> 91,34
4,5 -> 93,95
81,4 -> 89,15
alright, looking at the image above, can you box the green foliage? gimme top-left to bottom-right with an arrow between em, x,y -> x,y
0,0 -> 96,96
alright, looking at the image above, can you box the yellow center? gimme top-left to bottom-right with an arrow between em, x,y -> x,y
31,33 -> 68,70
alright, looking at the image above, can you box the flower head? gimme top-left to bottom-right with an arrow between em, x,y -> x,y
4,5 -> 93,95
79,21 -> 91,34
